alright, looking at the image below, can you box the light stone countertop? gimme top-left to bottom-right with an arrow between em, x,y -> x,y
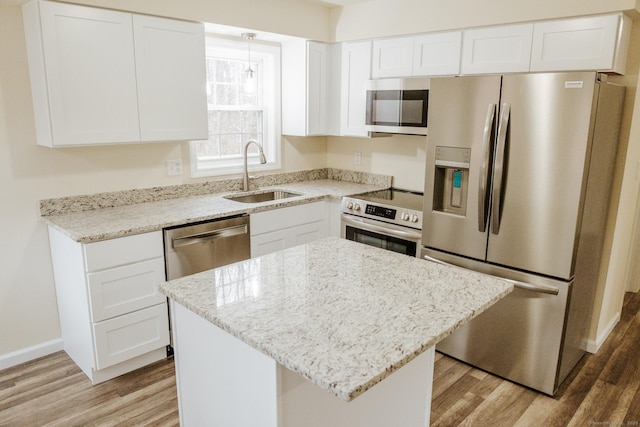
160,237 -> 513,402
41,179 -> 387,243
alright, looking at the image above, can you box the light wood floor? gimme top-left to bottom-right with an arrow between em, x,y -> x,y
2,291 -> 640,426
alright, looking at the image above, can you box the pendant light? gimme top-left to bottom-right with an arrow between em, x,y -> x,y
241,32 -> 256,93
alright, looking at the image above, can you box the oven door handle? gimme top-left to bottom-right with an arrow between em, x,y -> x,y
342,215 -> 422,242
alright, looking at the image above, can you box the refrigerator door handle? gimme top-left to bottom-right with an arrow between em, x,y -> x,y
478,103 -> 496,232
491,103 -> 511,234
423,254 -> 560,295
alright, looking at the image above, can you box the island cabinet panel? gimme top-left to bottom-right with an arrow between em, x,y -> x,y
22,0 -> 207,147
371,36 -> 414,78
170,300 -> 434,427
461,23 -> 533,74
48,227 -> 169,384
530,14 -> 631,74
250,201 -> 328,257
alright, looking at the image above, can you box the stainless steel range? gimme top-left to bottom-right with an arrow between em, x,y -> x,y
341,188 -> 423,257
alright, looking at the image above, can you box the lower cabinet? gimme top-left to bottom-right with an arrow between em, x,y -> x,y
250,201 -> 328,257
48,227 -> 169,384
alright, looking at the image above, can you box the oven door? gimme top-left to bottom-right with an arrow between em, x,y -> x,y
341,214 -> 422,257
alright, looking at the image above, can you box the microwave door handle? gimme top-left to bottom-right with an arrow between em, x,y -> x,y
478,103 -> 496,232
491,103 -> 510,235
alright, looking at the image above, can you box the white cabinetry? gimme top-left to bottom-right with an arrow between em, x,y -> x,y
326,198 -> 342,237
250,201 -> 328,257
461,23 -> 533,74
133,15 -> 208,141
372,32 -> 462,78
530,13 -> 631,74
340,40 -> 371,137
22,0 -> 207,147
282,40 -> 341,136
48,228 -> 169,384
371,36 -> 414,78
413,31 -> 462,76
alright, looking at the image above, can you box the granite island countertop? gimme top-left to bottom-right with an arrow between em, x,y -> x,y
160,237 -> 513,402
40,178 -> 388,243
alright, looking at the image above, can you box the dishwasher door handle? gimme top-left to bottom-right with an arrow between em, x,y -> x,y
171,224 -> 248,249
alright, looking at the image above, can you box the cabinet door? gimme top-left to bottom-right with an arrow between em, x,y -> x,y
461,24 -> 533,74
35,1 -> 140,146
93,303 -> 169,370
340,41 -> 371,137
372,37 -> 414,78
250,231 -> 288,258
413,31 -> 462,76
290,221 -> 327,247
282,40 -> 331,136
133,15 -> 208,141
306,41 -> 329,135
87,257 -> 166,322
530,14 -> 627,73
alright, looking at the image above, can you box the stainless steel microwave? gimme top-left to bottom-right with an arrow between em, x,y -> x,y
365,78 -> 429,135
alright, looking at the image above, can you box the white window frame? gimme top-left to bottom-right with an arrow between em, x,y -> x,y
190,36 -> 281,178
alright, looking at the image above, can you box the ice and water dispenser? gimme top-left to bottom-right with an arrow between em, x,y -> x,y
432,146 -> 471,216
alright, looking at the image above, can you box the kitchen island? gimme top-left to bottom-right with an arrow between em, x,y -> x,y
160,237 -> 513,426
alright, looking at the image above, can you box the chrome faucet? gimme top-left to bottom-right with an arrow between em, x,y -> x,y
243,139 -> 267,191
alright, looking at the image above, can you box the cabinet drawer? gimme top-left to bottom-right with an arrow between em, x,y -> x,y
87,257 -> 166,322
251,201 -> 325,235
93,303 -> 169,370
84,231 -> 163,272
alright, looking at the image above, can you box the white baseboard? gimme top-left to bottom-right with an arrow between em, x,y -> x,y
585,312 -> 621,354
0,338 -> 64,371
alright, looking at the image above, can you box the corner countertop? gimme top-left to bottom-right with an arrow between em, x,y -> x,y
160,237 -> 513,402
40,179 -> 387,243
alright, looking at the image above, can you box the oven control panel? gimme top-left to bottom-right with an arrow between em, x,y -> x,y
365,204 -> 395,220
341,196 -> 422,229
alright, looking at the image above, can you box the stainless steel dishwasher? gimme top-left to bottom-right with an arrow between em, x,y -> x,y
164,214 -> 251,280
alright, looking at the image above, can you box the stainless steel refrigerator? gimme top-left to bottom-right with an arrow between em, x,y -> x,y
420,71 -> 624,395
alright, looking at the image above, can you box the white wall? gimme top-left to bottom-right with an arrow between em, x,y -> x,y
0,0 -> 329,363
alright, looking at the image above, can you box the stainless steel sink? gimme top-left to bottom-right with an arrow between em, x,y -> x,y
224,189 -> 302,203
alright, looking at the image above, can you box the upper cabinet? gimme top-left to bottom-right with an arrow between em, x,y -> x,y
133,15 -> 208,142
413,32 -> 462,76
282,40 -> 340,136
530,13 -> 631,74
371,36 -> 414,78
461,23 -> 534,74
22,0 -> 208,147
340,40 -> 371,137
372,32 -> 462,78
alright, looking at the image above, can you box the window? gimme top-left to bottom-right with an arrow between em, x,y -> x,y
190,36 -> 280,178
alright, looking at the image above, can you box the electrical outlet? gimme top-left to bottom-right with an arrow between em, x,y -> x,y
166,159 -> 183,176
354,152 -> 362,165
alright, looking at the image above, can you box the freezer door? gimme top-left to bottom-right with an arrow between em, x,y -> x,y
487,72 -> 598,280
422,75 -> 501,260
422,247 -> 572,395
